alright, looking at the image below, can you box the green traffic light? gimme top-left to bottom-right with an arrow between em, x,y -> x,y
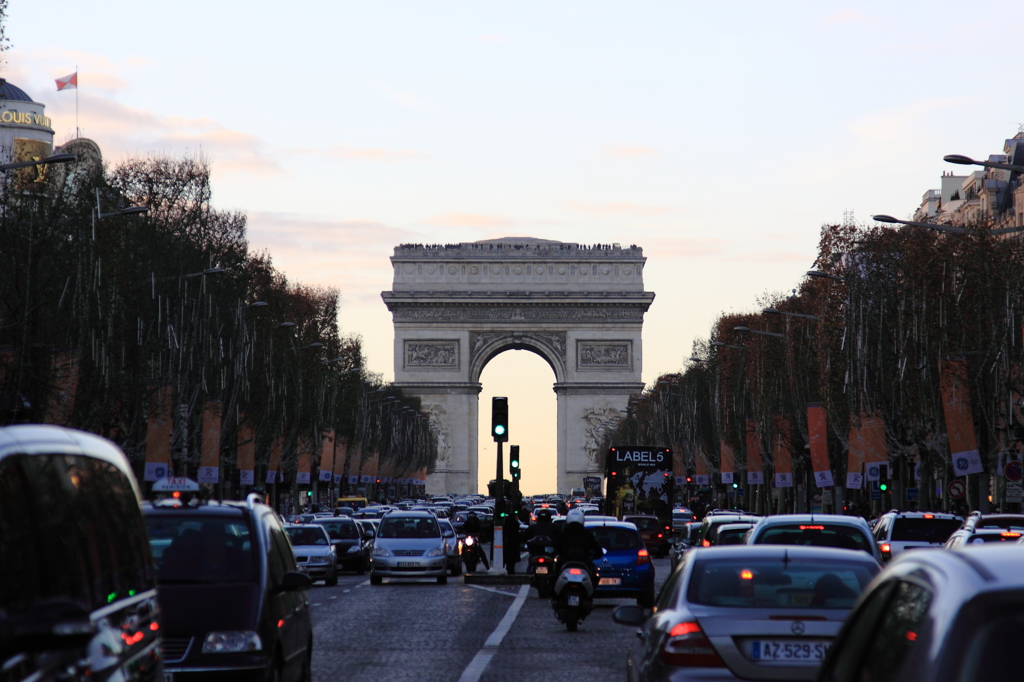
494,425 -> 505,436
732,483 -> 738,489
880,483 -> 888,491
510,459 -> 520,468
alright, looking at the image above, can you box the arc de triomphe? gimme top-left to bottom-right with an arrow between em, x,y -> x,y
381,238 -> 655,495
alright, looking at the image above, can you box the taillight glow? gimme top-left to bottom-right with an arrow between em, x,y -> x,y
1001,532 -> 1021,538
923,514 -> 934,519
880,543 -> 891,553
149,622 -> 159,631
537,557 -> 545,563
660,621 -> 725,668
637,549 -> 651,565
278,619 -> 285,628
799,525 -> 825,530
702,540 -> 710,547
740,569 -> 754,580
568,568 -> 583,575
905,631 -> 917,641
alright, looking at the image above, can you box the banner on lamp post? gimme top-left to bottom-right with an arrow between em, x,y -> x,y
940,357 -> 985,476
198,400 -> 221,484
773,414 -> 794,488
144,385 -> 172,482
807,404 -> 834,488
746,420 -> 765,485
720,439 -> 735,484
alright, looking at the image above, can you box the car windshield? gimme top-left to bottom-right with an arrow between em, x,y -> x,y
146,516 -> 256,584
687,558 -> 877,609
316,521 -> 360,539
286,527 -> 330,546
630,517 -> 662,532
891,518 -> 962,543
378,517 -> 440,538
757,524 -> 873,553
591,526 -> 641,550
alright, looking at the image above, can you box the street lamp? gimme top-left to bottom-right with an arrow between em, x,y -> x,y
733,326 -> 785,340
0,152 -> 76,172
944,154 -> 1024,175
183,267 -> 225,279
241,301 -> 269,310
276,321 -> 295,329
763,307 -> 820,322
806,270 -> 845,283
873,213 -> 1020,237
711,341 -> 744,350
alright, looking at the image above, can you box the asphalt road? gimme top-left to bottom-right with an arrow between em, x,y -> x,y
308,552 -> 673,682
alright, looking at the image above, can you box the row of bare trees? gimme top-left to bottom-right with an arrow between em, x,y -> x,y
0,152 -> 437,503
606,221 -> 1024,514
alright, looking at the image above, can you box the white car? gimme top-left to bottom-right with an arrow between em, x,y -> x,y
284,524 -> 338,585
745,514 -> 882,562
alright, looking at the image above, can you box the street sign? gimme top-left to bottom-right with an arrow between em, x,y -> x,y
1007,483 -> 1023,503
822,490 -> 833,504
948,479 -> 967,500
906,487 -> 919,501
1005,461 -> 1023,482
871,490 -> 881,500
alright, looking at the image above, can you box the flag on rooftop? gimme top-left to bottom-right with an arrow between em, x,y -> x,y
55,72 -> 77,91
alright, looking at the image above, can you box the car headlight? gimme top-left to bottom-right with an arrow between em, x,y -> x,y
426,546 -> 445,557
202,631 -> 262,653
310,555 -> 330,564
373,546 -> 391,557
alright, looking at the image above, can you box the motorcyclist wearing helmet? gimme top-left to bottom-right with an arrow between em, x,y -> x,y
462,511 -> 482,538
522,507 -> 558,555
553,508 -> 603,579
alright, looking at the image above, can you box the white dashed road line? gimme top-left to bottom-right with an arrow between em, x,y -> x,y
468,584 -> 519,597
457,584 -> 529,682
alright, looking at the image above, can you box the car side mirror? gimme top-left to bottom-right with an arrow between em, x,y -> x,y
443,529 -> 454,538
667,537 -> 677,545
279,571 -> 313,592
612,604 -> 648,626
602,547 -> 608,555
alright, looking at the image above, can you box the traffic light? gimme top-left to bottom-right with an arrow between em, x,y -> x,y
509,445 -> 521,479
879,482 -> 888,492
732,482 -> 739,489
306,490 -> 312,498
491,397 -> 508,442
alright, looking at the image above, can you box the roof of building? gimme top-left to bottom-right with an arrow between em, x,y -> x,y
0,79 -> 34,102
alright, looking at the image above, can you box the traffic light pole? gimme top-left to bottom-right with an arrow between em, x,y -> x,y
490,440 -> 506,574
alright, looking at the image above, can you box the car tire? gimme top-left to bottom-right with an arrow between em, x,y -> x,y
370,573 -> 383,586
451,559 -> 462,576
299,641 -> 312,682
437,574 -> 448,585
356,558 -> 367,575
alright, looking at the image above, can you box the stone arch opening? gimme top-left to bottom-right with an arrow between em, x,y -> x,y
469,331 -> 567,384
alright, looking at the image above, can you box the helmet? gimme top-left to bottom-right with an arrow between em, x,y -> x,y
566,508 -> 585,527
535,508 -> 554,523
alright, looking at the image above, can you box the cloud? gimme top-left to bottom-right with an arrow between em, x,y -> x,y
422,213 -> 513,228
477,34 -> 509,44
821,10 -> 880,25
567,201 -> 669,216
606,145 -> 658,158
292,145 -> 428,161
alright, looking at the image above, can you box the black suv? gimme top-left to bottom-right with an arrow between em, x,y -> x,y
144,494 -> 313,682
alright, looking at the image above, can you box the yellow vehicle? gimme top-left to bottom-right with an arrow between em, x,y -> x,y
337,496 -> 369,510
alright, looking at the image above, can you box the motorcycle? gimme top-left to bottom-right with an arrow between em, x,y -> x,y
526,536 -> 556,598
552,560 -> 595,631
461,534 -> 490,573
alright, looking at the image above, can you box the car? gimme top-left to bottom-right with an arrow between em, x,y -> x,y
870,510 -> 963,561
945,526 -> 1024,548
613,545 -> 881,682
694,513 -> 761,547
0,425 -> 162,681
369,511 -> 449,585
672,508 -> 696,532
668,522 -> 701,570
438,518 -> 463,575
284,524 -> 338,585
586,520 -> 657,607
818,544 -> 1024,682
144,494 -> 313,682
710,522 -> 755,546
314,516 -> 371,574
745,514 -> 883,562
623,514 -> 671,557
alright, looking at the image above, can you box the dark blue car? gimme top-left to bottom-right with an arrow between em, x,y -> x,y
586,520 -> 656,607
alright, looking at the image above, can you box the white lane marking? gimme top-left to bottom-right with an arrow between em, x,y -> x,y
457,584 -> 529,682
342,590 -> 350,593
468,584 -> 518,597
330,596 -> 338,599
356,580 -> 370,587
312,603 -> 322,606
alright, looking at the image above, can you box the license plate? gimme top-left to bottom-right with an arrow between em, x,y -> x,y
567,595 -> 580,606
598,577 -> 621,586
164,674 -> 174,682
750,640 -> 831,662
396,562 -> 417,568
535,566 -> 548,574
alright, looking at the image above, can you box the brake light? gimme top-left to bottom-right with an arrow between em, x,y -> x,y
880,543 -> 891,554
637,549 -> 651,565
537,557 -> 545,563
923,514 -> 934,519
1001,532 -> 1021,538
740,569 -> 753,580
149,622 -> 159,631
800,525 -> 825,530
568,568 -> 583,575
660,621 -> 725,667
702,540 -> 710,547
657,533 -> 663,539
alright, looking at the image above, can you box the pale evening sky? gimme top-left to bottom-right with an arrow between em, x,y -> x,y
8,1 -> 1023,493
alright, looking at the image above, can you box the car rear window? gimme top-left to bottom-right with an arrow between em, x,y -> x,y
591,526 -> 642,550
378,517 -> 439,538
967,533 -> 1021,543
146,516 -> 256,584
629,517 -> 662,532
687,558 -> 877,609
756,524 -> 873,553
891,518 -> 962,543
285,526 -> 331,546
715,528 -> 750,545
316,520 -> 360,539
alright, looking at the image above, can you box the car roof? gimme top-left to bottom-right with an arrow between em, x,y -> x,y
686,544 -> 880,564
623,514 -> 659,519
313,516 -> 356,523
143,501 -> 247,518
753,514 -> 869,529
0,424 -> 140,493
381,511 -> 438,519
891,544 -> 1024,589
585,520 -> 639,530
882,511 -> 962,520
285,524 -> 328,530
716,522 -> 755,531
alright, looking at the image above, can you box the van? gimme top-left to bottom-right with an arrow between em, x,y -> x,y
336,496 -> 368,510
0,425 -> 162,681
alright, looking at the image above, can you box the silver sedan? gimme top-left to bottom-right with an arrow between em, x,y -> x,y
613,545 -> 880,681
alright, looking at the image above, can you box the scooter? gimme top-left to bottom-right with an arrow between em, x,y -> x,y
462,534 -> 490,573
526,536 -> 555,598
552,561 -> 595,631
